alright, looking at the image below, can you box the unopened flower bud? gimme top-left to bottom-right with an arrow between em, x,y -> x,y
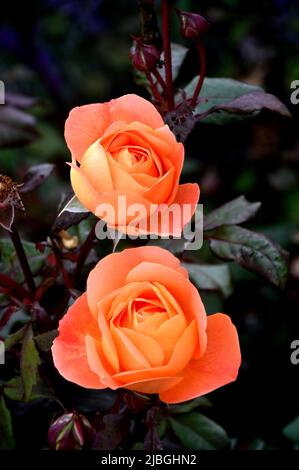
48,412 -> 95,450
131,37 -> 161,72
176,9 -> 209,41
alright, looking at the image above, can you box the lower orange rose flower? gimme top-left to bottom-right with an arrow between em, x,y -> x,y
52,247 -> 241,403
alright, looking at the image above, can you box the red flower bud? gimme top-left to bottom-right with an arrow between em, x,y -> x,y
48,412 -> 95,450
176,9 -> 209,41
131,37 -> 161,72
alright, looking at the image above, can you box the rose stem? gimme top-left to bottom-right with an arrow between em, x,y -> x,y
146,72 -> 164,103
9,223 -> 36,294
0,272 -> 32,300
191,41 -> 207,107
50,237 -> 73,289
152,68 -> 168,93
73,222 -> 96,284
161,0 -> 174,110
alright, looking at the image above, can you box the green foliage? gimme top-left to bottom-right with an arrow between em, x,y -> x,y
168,396 -> 212,414
0,239 -> 49,279
0,395 -> 15,450
183,77 -> 290,124
4,325 -> 27,349
20,325 -> 41,402
183,262 -> 233,297
204,196 -> 261,231
208,225 -> 289,288
169,412 -> 229,450
283,416 -> 299,445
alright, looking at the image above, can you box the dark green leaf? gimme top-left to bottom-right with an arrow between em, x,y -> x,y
208,225 -> 289,288
213,91 -> 291,118
183,77 -> 290,125
283,415 -> 299,443
169,396 -> 213,414
247,438 -> 267,450
0,100 -> 38,148
169,412 -> 229,450
204,196 -> 261,231
183,77 -> 262,124
0,395 -> 15,449
20,325 -> 41,402
58,195 -> 89,216
0,238 -> 49,279
52,191 -> 90,233
4,325 -> 27,350
3,377 -> 23,401
34,329 -> 58,353
20,164 -> 55,193
4,376 -> 63,407
183,262 -> 233,298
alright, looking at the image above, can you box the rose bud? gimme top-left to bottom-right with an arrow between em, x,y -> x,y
131,37 -> 161,72
48,412 -> 95,450
176,9 -> 209,40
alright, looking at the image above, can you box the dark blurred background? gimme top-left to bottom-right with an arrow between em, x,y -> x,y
1,0 -> 299,449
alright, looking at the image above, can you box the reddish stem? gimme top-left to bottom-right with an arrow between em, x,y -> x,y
9,223 -> 36,294
146,72 -> 164,103
0,272 -> 32,300
191,41 -> 207,107
162,0 -> 174,110
73,223 -> 96,284
50,237 -> 73,289
152,69 -> 168,93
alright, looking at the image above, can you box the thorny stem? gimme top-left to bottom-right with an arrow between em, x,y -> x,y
9,223 -> 36,294
73,223 -> 97,284
162,0 -> 174,110
191,41 -> 207,107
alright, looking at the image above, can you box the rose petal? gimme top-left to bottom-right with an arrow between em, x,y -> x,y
108,95 -> 164,129
156,182 -> 200,237
110,323 -> 151,370
69,163 -> 99,213
80,140 -> 113,191
123,376 -> 183,394
65,102 -> 110,163
126,261 -> 207,356
85,335 -> 120,389
112,320 -> 198,384
159,313 -> 241,404
120,327 -> 165,367
87,246 -> 184,315
52,294 -> 104,389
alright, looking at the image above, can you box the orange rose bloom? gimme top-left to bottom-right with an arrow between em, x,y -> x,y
65,94 -> 199,236
52,247 -> 241,403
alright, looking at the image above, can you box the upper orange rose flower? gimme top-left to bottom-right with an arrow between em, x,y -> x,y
52,246 -> 241,403
65,94 -> 199,236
